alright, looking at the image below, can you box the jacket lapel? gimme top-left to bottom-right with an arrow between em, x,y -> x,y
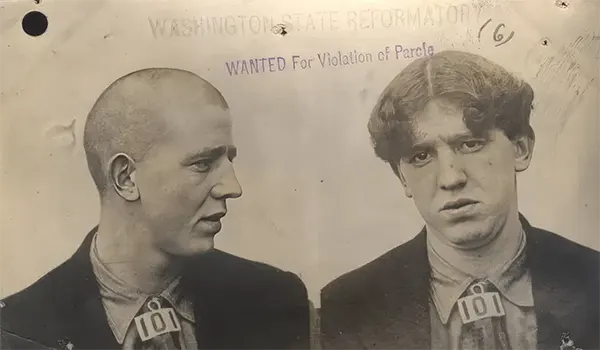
368,216 -> 591,350
523,217 -> 582,349
183,251 -> 222,349
190,286 -> 217,349
381,229 -> 431,349
56,227 -> 119,350
385,283 -> 430,349
401,219 -> 580,350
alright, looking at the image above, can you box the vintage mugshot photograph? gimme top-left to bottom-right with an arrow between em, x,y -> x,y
317,1 -> 599,350
0,0 -> 598,349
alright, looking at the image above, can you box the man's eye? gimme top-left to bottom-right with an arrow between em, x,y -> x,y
410,151 -> 431,165
460,140 -> 485,153
191,160 -> 212,172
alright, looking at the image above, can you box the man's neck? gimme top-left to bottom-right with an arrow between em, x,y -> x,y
427,211 -> 523,278
95,211 -> 183,295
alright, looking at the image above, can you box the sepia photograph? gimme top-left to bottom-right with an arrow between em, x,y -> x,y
1,0 -> 598,349
2,67 -> 311,349
320,49 -> 599,350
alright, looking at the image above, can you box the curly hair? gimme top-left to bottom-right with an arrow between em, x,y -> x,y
367,50 -> 535,163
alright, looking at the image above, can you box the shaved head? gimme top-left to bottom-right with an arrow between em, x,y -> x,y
84,68 -> 229,195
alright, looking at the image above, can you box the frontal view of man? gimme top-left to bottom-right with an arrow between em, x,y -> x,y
1,68 -> 309,350
320,51 -> 599,349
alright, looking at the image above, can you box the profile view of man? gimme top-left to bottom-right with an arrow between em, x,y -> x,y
0,68 -> 310,350
320,51 -> 599,349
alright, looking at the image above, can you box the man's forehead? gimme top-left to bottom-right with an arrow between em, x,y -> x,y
408,101 -> 471,143
150,104 -> 234,157
164,103 -> 232,131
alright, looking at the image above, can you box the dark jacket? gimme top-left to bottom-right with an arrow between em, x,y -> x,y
320,216 -> 599,350
1,227 -> 310,350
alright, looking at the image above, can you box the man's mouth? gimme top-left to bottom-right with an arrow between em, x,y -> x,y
440,198 -> 479,211
202,212 -> 226,221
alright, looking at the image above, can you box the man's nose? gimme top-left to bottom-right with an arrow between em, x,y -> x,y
211,161 -> 243,199
437,150 -> 467,191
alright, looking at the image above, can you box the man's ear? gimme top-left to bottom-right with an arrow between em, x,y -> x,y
513,134 -> 535,172
389,162 -> 412,198
107,153 -> 140,201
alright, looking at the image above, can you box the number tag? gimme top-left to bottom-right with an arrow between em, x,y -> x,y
457,291 -> 505,324
134,308 -> 181,341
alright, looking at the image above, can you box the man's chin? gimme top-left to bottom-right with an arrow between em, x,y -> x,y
167,237 -> 215,257
188,237 -> 215,254
438,220 -> 495,249
195,220 -> 222,236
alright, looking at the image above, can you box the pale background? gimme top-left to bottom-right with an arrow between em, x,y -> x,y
1,0 -> 598,308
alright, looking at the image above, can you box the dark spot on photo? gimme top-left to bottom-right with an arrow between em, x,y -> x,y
22,11 -> 48,36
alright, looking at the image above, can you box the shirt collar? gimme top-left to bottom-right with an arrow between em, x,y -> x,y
427,226 -> 534,324
89,233 -> 195,344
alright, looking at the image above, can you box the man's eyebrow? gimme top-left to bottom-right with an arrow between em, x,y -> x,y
407,131 -> 478,153
443,131 -> 480,144
182,145 -> 237,164
408,140 -> 434,152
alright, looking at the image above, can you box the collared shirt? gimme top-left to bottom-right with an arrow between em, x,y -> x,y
90,233 -> 198,349
427,228 -> 538,349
